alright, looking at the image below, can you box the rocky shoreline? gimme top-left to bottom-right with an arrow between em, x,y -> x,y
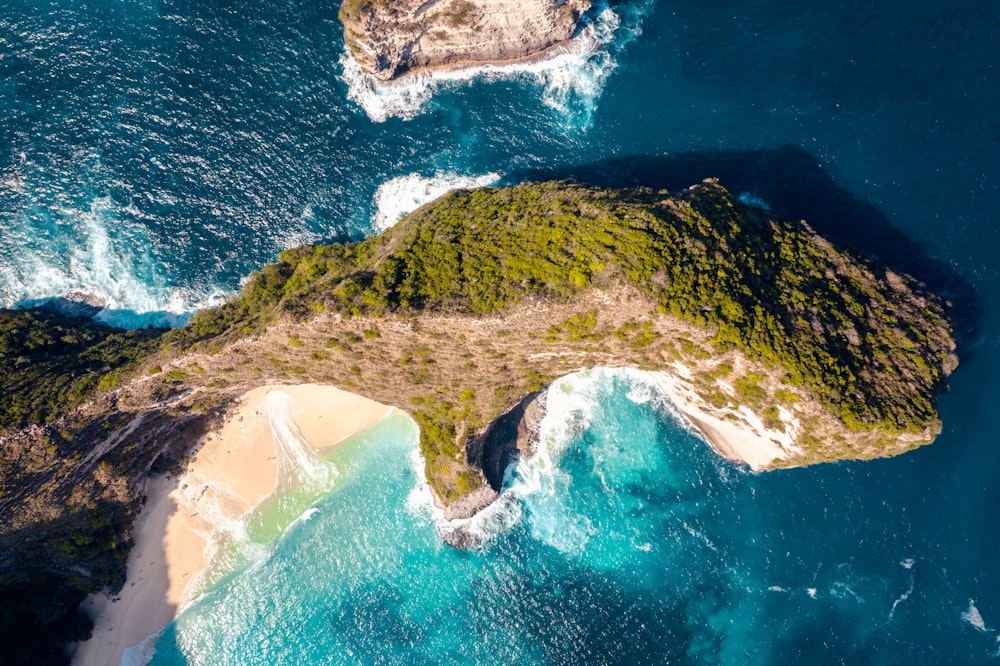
0,179 -> 958,657
339,0 -> 592,81
447,390 -> 548,521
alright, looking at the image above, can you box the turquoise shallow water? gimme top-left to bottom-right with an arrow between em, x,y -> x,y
5,0 -> 1000,662
147,371 -> 749,664
142,370 -> 1000,664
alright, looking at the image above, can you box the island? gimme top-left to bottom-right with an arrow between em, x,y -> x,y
339,0 -> 592,81
0,179 -> 957,661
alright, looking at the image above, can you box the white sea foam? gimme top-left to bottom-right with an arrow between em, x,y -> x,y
410,367 -> 699,551
830,580 -> 863,603
340,4 -> 641,126
0,195 -> 229,329
963,599 -> 990,632
506,371 -> 608,553
171,474 -> 262,603
174,392 -> 340,602
120,627 -> 164,666
371,171 -> 500,231
625,378 -> 657,405
886,573 -> 915,623
265,391 -> 340,492
411,369 -> 634,552
405,442 -> 527,548
681,520 -> 719,553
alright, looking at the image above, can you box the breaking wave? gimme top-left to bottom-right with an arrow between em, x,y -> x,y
412,367 -> 691,554
340,3 -> 648,127
963,599 -> 991,632
371,171 -> 500,231
0,195 -> 227,329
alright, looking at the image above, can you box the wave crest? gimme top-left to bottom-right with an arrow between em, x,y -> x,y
411,368 -> 689,553
372,171 -> 500,231
0,194 -> 227,329
340,5 -> 644,127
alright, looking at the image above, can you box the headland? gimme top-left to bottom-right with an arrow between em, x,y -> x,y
0,179 -> 958,658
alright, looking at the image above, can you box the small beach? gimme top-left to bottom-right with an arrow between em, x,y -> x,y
72,384 -> 391,666
646,369 -> 792,470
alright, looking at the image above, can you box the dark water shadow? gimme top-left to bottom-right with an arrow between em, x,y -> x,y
14,296 -> 188,330
504,145 -> 981,358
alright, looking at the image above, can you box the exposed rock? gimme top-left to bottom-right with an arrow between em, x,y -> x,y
442,389 -> 548,521
340,0 -> 592,81
29,292 -> 107,319
439,485 -> 499,524
0,179 -> 960,651
468,389 -> 546,492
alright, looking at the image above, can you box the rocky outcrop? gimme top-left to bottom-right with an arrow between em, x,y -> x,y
471,389 -> 546,492
442,390 -> 547,521
340,0 -> 591,81
1,178 -> 960,611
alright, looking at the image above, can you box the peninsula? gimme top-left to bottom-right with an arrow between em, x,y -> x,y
0,180 -> 957,659
339,0 -> 592,80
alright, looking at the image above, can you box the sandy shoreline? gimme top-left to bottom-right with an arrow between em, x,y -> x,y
72,384 -> 390,666
71,369 -> 795,665
645,368 -> 797,471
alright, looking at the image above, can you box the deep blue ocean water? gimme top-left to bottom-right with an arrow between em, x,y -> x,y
4,0 -> 1000,662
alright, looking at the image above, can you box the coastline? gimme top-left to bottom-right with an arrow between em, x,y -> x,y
340,0 -> 592,84
645,369 -> 796,471
365,35 -> 583,84
72,384 -> 391,666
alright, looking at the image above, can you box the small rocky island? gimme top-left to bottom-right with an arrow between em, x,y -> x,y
0,180 -> 957,655
339,0 -> 592,80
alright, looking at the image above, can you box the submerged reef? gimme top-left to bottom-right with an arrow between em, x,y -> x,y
0,179 -> 957,656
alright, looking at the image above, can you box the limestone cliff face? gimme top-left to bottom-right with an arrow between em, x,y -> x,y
340,0 -> 591,81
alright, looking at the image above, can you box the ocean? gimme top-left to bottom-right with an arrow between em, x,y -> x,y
3,0 -> 1000,662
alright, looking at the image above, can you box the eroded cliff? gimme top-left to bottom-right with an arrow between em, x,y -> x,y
0,179 -> 958,652
340,0 -> 591,80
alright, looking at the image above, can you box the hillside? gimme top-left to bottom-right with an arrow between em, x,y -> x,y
0,179 -> 957,659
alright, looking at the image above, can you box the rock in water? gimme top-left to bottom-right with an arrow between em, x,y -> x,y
339,0 -> 592,81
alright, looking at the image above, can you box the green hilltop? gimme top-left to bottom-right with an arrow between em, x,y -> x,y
180,178 -> 956,444
0,179 -> 958,657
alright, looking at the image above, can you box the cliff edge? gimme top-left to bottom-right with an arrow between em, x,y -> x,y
0,179 -> 959,653
339,0 -> 592,81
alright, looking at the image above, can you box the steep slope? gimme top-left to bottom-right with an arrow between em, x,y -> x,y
148,179 -> 957,512
0,180 -> 957,655
339,0 -> 591,80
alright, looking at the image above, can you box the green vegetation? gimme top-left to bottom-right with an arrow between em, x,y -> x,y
179,180 -> 952,439
734,373 -> 768,405
0,574 -> 94,665
0,310 -> 162,429
338,0 -> 373,22
774,388 -> 800,404
547,311 -> 603,342
0,179 -> 957,659
444,0 -> 475,26
1,180 -> 956,513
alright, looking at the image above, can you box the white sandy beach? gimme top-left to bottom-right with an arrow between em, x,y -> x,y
72,384 -> 390,666
646,367 -> 797,470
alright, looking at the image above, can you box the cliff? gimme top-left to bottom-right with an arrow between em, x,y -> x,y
0,179 -> 958,657
339,0 -> 592,81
